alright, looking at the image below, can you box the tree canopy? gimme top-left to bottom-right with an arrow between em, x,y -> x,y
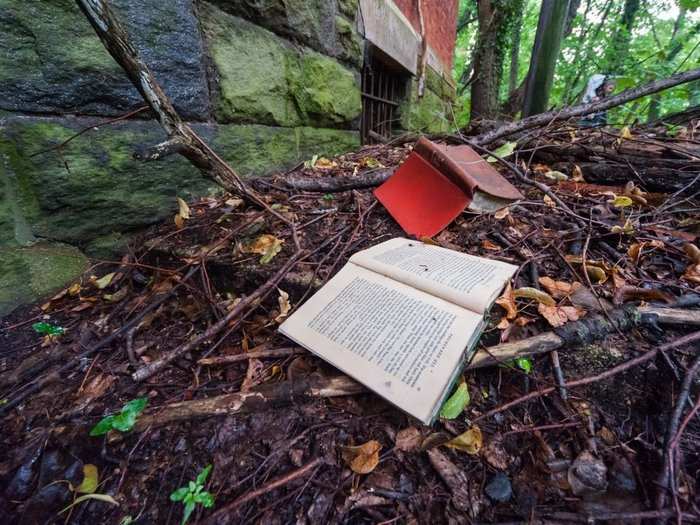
454,0 -> 700,125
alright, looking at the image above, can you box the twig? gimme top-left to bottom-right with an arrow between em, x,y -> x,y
473,330 -> 700,423
201,458 -> 323,524
656,352 -> 700,513
197,347 -> 303,366
132,252 -> 306,382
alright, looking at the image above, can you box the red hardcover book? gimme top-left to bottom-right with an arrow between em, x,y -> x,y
374,137 -> 524,238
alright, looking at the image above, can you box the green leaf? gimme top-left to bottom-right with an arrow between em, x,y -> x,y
486,141 -> 516,163
680,0 -> 700,10
322,193 -> 334,201
32,322 -> 65,336
90,415 -> 116,436
515,357 -> 533,374
195,465 -> 212,486
76,464 -> 99,494
182,500 -> 196,525
197,492 -> 215,508
111,412 -> 136,433
170,487 -> 189,502
121,397 -> 148,417
439,381 -> 470,419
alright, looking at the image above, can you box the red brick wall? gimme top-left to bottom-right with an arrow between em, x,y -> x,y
392,0 -> 458,70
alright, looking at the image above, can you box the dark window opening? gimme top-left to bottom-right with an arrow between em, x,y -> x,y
361,46 -> 410,144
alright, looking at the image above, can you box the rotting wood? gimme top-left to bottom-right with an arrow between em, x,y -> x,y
286,168 -> 395,192
133,374 -> 362,431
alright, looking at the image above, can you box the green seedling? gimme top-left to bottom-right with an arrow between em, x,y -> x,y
32,322 -> 65,336
90,397 -> 148,436
514,356 -> 533,374
170,465 -> 215,524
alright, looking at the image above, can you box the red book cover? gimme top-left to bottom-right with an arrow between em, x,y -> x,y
374,138 -> 523,238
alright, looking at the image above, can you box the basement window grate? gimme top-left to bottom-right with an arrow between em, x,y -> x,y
361,48 -> 408,144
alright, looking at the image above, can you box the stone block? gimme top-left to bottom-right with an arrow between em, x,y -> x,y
207,0 -> 362,66
1,115 -> 359,247
0,0 -> 210,119
0,242 -> 88,317
202,3 -> 362,128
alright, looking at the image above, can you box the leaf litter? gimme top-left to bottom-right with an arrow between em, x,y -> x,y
1,121 -> 700,523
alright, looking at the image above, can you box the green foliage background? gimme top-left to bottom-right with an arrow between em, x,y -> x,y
453,0 -> 700,126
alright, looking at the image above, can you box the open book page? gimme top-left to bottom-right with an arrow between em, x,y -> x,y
349,238 -> 517,314
279,263 -> 483,424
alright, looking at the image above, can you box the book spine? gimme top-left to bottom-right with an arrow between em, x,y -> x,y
413,138 -> 477,198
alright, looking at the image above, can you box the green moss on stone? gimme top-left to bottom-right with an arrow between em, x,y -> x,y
290,52 -> 361,127
1,116 -> 219,244
212,124 -> 359,176
202,3 -> 360,128
0,242 -> 88,316
399,81 -> 453,134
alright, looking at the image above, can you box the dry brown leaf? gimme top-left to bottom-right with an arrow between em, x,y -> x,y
177,197 -> 191,219
314,157 -> 337,169
513,286 -> 556,306
584,264 -> 607,283
395,427 -> 422,452
482,434 -> 509,470
571,164 -> 584,182
243,234 -> 284,264
274,288 -> 291,323
613,285 -> 674,305
240,358 -> 264,392
496,317 -> 510,330
538,303 -> 583,327
683,263 -> 700,284
494,207 -> 510,220
444,426 -> 482,455
341,440 -> 381,474
543,195 -> 556,208
538,276 -> 578,299
481,239 -> 501,251
174,213 -> 185,229
495,283 -> 517,320
684,243 -> 700,264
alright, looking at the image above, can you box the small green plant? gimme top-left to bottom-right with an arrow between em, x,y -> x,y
170,465 -> 215,525
90,397 -> 148,436
514,356 -> 533,374
32,321 -> 65,336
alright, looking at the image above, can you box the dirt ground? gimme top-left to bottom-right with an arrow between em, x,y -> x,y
1,125 -> 700,524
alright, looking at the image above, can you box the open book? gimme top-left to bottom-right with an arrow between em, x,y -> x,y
279,238 -> 516,424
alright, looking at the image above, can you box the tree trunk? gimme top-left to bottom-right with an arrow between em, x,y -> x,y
508,6 -> 524,94
521,0 -> 571,117
470,0 -> 500,120
470,0 -> 524,120
604,0 -> 641,74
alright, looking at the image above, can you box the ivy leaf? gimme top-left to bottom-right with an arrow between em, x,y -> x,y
32,322 -> 65,336
439,381 -> 470,419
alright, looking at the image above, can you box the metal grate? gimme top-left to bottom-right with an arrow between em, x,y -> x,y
361,51 -> 407,144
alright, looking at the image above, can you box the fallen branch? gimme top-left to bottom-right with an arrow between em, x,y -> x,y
468,306 -> 699,369
197,347 -> 303,366
286,168 -> 394,192
75,0 -> 246,194
473,67 -> 700,146
133,374 -> 362,431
